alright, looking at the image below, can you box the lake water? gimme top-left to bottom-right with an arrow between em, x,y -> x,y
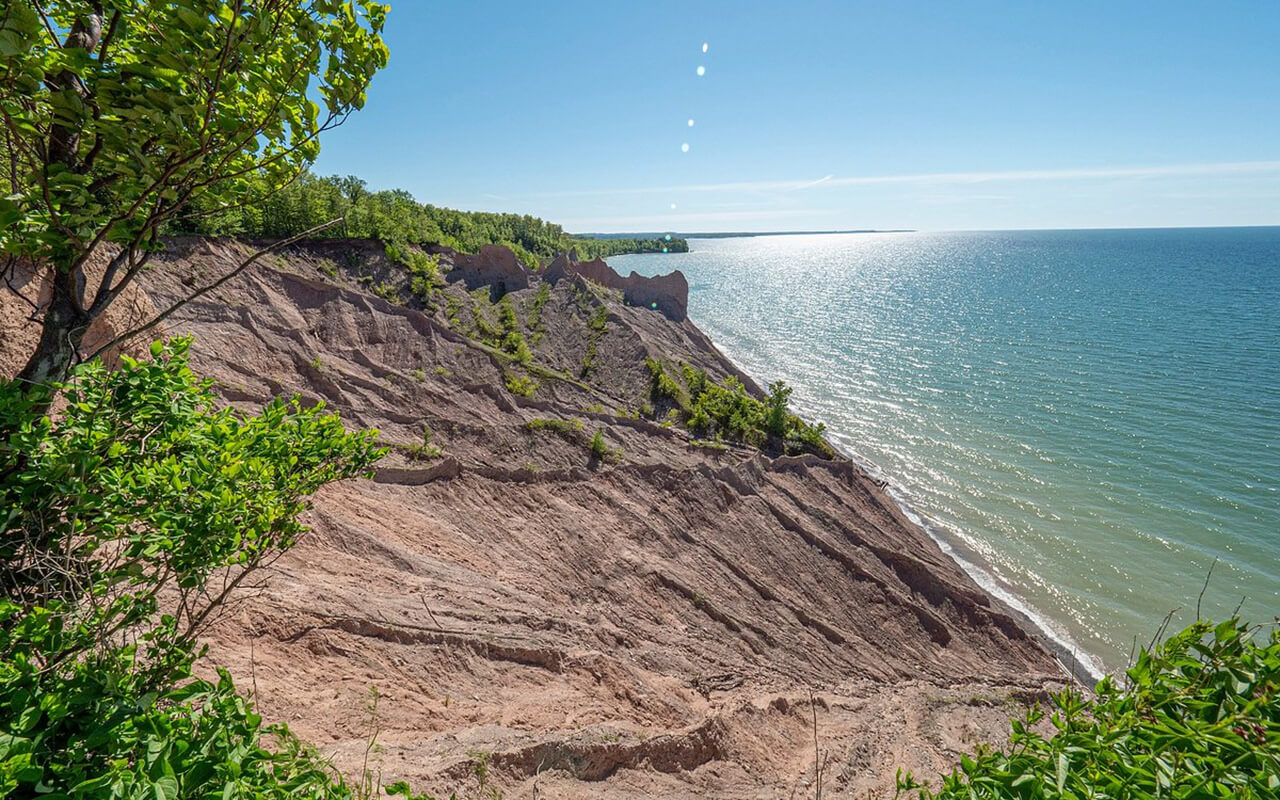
614,228 -> 1280,677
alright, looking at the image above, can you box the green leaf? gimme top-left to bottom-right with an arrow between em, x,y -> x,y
152,775 -> 178,800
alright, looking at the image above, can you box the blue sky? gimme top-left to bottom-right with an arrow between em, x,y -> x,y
313,1 -> 1280,232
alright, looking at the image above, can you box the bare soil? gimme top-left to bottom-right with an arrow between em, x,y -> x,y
3,238 -> 1067,798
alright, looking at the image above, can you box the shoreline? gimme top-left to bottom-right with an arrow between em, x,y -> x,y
693,331 -> 1108,687
878,478 -> 1108,687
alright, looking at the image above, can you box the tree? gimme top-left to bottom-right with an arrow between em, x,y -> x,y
0,339 -> 395,799
0,1 -> 390,388
765,379 -> 792,438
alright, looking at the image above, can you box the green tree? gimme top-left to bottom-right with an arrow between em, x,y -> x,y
764,379 -> 792,438
0,339 -> 402,799
0,2 -> 389,388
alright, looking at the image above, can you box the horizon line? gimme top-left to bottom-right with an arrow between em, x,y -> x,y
575,223 -> 1280,239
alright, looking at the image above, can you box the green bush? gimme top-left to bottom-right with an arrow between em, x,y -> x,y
580,339 -> 599,378
497,296 -> 520,331
528,282 -> 552,341
524,417 -> 584,441
588,305 -> 608,334
645,357 -> 687,408
589,429 -> 610,460
0,339 -> 405,799
896,618 -> 1280,799
674,366 -> 832,457
385,243 -> 441,302
503,372 -> 538,397
495,299 -> 532,363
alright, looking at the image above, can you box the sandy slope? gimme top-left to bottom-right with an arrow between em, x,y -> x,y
4,238 -> 1065,798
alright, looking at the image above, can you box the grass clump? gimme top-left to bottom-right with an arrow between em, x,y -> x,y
896,617 -> 1280,799
402,425 -> 443,461
524,417 -> 584,441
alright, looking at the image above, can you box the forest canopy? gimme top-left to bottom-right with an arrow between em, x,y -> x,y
169,172 -> 689,266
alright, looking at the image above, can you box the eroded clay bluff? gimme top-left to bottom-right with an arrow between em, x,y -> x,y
2,238 -> 1068,799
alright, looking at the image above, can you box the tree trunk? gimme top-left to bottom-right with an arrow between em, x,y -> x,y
15,268 -> 91,388
10,7 -> 105,393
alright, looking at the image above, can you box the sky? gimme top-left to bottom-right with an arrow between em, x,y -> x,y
312,1 -> 1280,233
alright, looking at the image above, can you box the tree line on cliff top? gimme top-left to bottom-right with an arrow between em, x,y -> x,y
1,3 -> 1275,800
168,171 -> 689,268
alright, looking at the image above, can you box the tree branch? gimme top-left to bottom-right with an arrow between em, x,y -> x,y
2,255 -> 41,316
84,218 -> 343,361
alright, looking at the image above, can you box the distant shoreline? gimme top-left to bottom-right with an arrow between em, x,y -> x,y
574,229 -> 915,240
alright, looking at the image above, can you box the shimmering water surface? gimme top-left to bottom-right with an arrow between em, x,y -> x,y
615,228 -> 1280,676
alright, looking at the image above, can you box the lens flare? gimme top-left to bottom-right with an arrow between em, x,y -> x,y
664,234 -> 672,241
687,118 -> 695,127
702,42 -> 709,53
681,143 -> 689,153
670,203 -> 677,210
696,65 -> 705,76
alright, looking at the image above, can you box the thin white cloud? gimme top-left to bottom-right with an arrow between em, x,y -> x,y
530,160 -> 1280,199
784,174 -> 834,192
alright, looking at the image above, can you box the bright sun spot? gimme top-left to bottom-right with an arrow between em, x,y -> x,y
696,65 -> 705,77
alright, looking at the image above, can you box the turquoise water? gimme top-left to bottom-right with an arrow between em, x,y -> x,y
614,228 -> 1280,677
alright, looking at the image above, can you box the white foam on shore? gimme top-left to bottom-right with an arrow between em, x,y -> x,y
889,485 -> 1108,683
836,443 -> 1109,684
656,320 -> 1111,684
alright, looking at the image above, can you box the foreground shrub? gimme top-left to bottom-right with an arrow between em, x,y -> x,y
896,618 -> 1280,799
0,340 -> 438,799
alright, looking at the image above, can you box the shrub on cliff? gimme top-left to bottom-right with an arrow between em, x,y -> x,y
0,340 -> 434,799
385,243 -> 441,302
646,357 -> 688,409
676,366 -> 833,458
895,618 -> 1280,799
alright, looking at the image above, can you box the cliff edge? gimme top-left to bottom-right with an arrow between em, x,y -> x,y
2,238 -> 1064,798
